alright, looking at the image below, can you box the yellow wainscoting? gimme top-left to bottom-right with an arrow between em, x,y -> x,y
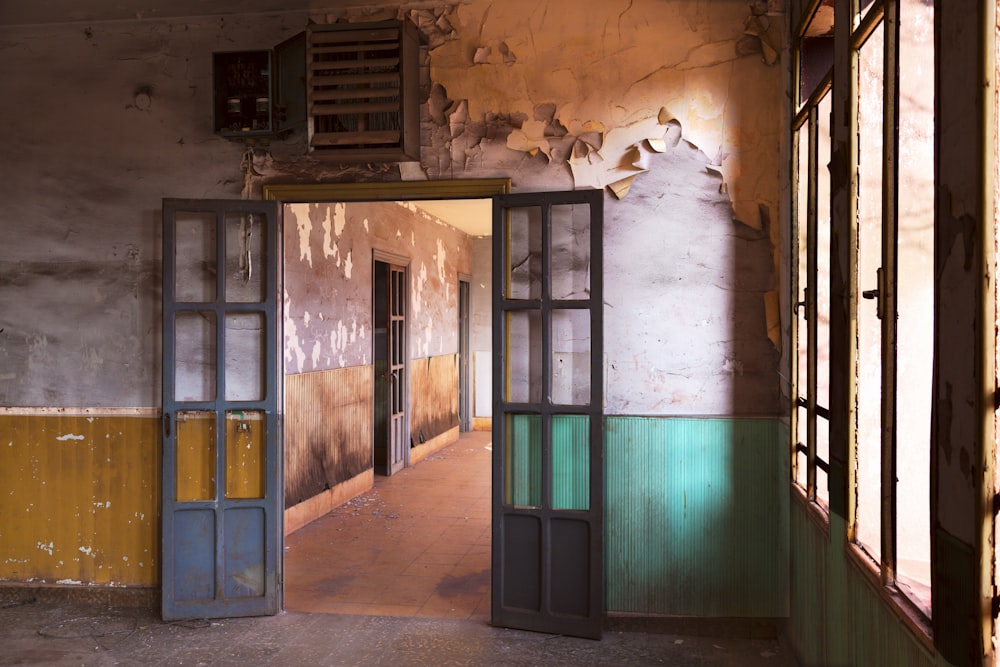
0,412 -> 159,586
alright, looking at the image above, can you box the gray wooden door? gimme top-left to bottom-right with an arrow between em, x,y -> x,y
491,189 -> 604,639
161,198 -> 282,620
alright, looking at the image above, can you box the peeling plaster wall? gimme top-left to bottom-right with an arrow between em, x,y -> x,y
283,200 -> 473,374
416,0 -> 785,415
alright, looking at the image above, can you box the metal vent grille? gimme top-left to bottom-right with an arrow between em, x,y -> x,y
307,21 -> 419,161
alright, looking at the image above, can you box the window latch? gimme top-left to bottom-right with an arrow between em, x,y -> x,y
794,287 -> 809,320
862,267 -> 885,319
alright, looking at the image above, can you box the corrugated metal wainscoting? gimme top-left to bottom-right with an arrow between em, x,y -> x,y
604,416 -> 789,617
0,411 -> 160,586
787,498 -> 937,667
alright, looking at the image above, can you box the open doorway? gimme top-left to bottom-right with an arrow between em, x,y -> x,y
269,181 -> 504,620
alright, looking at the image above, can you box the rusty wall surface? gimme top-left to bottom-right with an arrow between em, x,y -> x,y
283,201 -> 473,375
284,367 -> 372,507
410,353 -> 459,445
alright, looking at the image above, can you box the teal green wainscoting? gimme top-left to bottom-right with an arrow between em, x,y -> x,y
604,417 -> 789,617
788,498 -> 939,667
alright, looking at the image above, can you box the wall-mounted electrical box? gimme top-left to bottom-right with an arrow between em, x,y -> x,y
212,33 -> 307,140
212,20 -> 420,162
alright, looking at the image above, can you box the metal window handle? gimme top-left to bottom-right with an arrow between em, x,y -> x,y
794,287 -> 809,319
862,267 -> 885,320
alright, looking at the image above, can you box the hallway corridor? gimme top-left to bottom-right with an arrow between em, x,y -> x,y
283,431 -> 492,620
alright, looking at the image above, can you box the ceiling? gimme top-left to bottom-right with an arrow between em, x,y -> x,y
413,199 -> 493,237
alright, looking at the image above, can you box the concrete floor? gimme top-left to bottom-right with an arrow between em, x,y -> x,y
0,432 -> 798,666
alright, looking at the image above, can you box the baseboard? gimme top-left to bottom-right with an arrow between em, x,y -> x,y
409,426 -> 459,465
605,613 -> 781,639
472,417 -> 492,431
283,468 -> 374,536
0,582 -> 158,609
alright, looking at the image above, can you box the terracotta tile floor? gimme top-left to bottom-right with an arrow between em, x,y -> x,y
283,431 -> 492,621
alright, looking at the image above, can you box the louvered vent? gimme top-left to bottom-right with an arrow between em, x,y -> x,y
307,20 -> 420,162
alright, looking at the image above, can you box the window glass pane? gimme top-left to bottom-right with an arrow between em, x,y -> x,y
551,309 -> 590,405
552,415 -> 589,511
176,410 -> 216,501
225,410 -> 265,499
816,91 -> 832,411
175,311 -> 217,402
506,207 -> 542,300
895,0 -> 934,615
855,21 -> 884,561
817,416 -> 830,505
795,406 -> 808,488
175,211 -> 217,303
550,204 -> 591,301
506,310 -> 542,403
858,0 -> 877,24
225,212 -> 266,303
799,6 -> 834,106
794,120 -> 810,492
225,312 -> 264,401
505,414 -> 541,507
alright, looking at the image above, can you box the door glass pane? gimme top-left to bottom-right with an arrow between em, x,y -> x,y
895,0 -> 934,614
855,21 -> 884,561
225,212 -> 266,303
505,414 -> 541,507
506,207 -> 543,300
552,415 -> 589,511
506,310 -> 542,403
176,410 -> 216,501
550,204 -> 590,300
225,312 -> 264,401
551,309 -> 590,406
175,211 -> 217,303
175,311 -> 217,402
226,410 -> 265,499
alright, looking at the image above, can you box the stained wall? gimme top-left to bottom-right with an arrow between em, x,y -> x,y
282,200 -> 472,505
0,0 -> 788,614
